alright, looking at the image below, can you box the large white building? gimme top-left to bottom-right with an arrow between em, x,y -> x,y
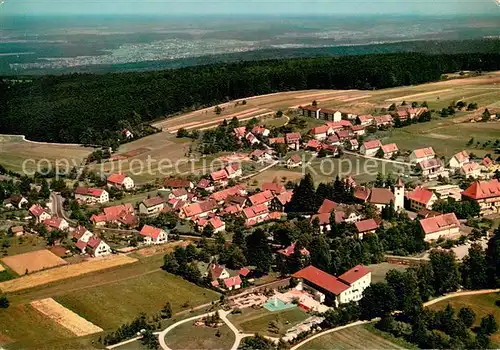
293,265 -> 371,307
75,187 -> 109,204
107,173 -> 135,190
419,213 -> 460,242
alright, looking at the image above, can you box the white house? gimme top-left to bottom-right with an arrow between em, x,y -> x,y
460,162 -> 481,179
419,213 -> 460,242
139,196 -> 165,216
293,265 -> 371,307
72,226 -> 94,243
223,275 -> 242,290
286,154 -> 302,168
311,125 -> 331,141
208,263 -> 231,280
3,195 -> 28,209
107,173 -> 135,190
360,140 -> 382,156
139,225 -> 168,245
406,186 -> 438,211
245,132 -> 260,145
75,187 -> 109,204
29,204 -> 51,223
43,217 -> 69,231
409,147 -> 435,164
225,163 -> 242,179
86,238 -> 112,257
449,151 -> 470,170
380,143 -> 398,159
418,158 -> 446,180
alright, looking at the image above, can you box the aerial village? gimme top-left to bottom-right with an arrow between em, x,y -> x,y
1,100 -> 500,348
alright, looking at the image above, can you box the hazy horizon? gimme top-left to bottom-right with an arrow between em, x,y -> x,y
2,0 -> 499,16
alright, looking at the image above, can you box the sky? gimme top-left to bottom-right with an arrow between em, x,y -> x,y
1,0 -> 498,15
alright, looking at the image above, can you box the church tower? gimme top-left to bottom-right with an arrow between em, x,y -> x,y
394,177 -> 405,211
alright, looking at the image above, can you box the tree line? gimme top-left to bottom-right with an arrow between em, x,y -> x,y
2,52 -> 500,144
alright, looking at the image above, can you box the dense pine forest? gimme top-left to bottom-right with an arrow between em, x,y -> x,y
1,51 -> 500,144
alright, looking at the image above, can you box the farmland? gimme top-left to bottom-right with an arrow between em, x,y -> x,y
164,321 -> 235,350
298,324 -> 412,350
428,292 -> 500,344
228,307 -> 309,337
1,249 -> 67,275
55,270 -> 220,329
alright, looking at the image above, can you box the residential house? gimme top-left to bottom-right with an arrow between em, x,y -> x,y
334,205 -> 363,225
245,132 -> 260,145
449,151 -> 470,170
417,158 -> 446,180
210,184 -> 247,204
223,275 -> 242,290
373,115 -> 394,128
249,190 -> 275,207
243,204 -> 270,226
210,170 -> 229,186
163,179 -> 194,190
427,184 -> 462,202
139,225 -> 168,245
360,140 -> 382,156
198,217 -> 226,234
293,265 -> 371,307
86,238 -> 112,257
409,147 -> 435,164
262,182 -> 286,195
419,213 -> 460,242
107,173 -> 135,190
350,125 -> 365,137
278,242 -> 310,257
462,179 -> 500,215
354,186 -> 395,211
322,144 -> 339,157
169,188 -> 188,201
180,200 -> 218,220
197,179 -> 215,193
310,213 -> 331,233
319,109 -> 342,122
380,143 -> 399,159
317,199 -> 338,214
43,217 -> 69,231
226,195 -> 248,208
285,132 -> 302,150
3,195 -> 28,209
325,120 -> 352,132
139,196 -> 166,216
269,137 -> 285,145
357,115 -> 374,126
225,163 -> 242,179
311,125 -> 331,141
305,139 -> 322,152
286,154 -> 302,168
251,126 -> 270,137
29,204 -> 51,223
335,130 -> 350,141
208,263 -> 230,280
354,219 -> 379,239
122,129 -> 134,139
460,162 -> 481,179
406,186 -> 438,211
349,139 -> 359,151
300,105 -> 321,119
250,149 -> 274,163
75,187 -> 109,204
10,226 -> 24,237
234,127 -> 247,139
270,191 -> 292,212
72,226 -> 94,243
326,134 -> 341,146
482,157 -> 495,171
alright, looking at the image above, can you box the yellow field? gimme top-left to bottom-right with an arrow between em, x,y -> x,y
1,249 -> 67,275
0,255 -> 137,293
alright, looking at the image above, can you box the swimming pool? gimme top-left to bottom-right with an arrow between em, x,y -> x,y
263,297 -> 297,312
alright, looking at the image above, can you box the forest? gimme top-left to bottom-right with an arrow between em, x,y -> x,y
1,51 -> 500,144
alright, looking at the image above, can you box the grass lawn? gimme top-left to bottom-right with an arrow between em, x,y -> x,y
228,307 -> 308,337
428,292 -> 500,344
367,263 -> 408,283
165,321 -> 234,350
0,304 -> 73,348
298,324 -> 411,350
55,270 -> 220,330
2,235 -> 48,258
104,190 -> 160,208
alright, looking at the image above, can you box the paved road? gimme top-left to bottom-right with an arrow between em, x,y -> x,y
50,192 -> 76,225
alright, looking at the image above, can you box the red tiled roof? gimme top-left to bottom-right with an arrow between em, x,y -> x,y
249,190 -> 274,206
252,126 -> 268,135
243,204 -> 269,219
453,151 -> 469,163
289,154 -> 302,164
327,134 -> 340,143
164,178 -> 192,188
354,219 -> 379,233
413,147 -> 435,159
172,188 -> 188,197
462,179 -> 500,200
418,158 -> 443,171
140,225 -> 165,239
224,275 -> 242,288
482,157 -> 494,168
211,169 -> 229,181
73,226 -> 89,239
262,183 -> 286,194
335,130 -> 350,139
354,187 -> 371,201
225,163 -> 240,176
293,266 -> 350,295
351,125 -> 365,131
358,115 -> 374,123
182,200 -> 218,218
407,186 -> 434,205
44,218 -> 64,229
103,204 -> 134,221
317,199 -> 338,214
91,214 -> 107,223
419,213 -> 460,235
209,217 -> 225,229
310,213 -> 330,225
374,115 -> 393,124
362,140 -> 382,150
234,127 -> 247,138
29,204 -> 47,217
239,267 -> 250,277
278,242 -> 310,257
210,184 -> 246,202
107,173 -> 127,185
275,192 -> 292,206
210,263 -> 226,280
269,212 -> 282,220
197,179 -> 212,189
75,187 -> 105,197
338,265 -> 371,285
118,213 -> 139,227
381,143 -> 398,154
301,105 -> 321,112
326,120 -> 352,129
142,196 -> 165,208
369,188 -> 394,205
87,237 -> 102,249
269,137 -> 285,144
311,125 -> 330,135
75,240 -> 87,251
306,139 -> 322,149
286,132 -> 301,143
461,162 -> 480,174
